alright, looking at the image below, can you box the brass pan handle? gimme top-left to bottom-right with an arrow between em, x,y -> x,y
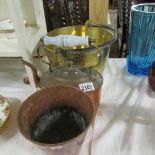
89,44 -> 102,69
85,21 -> 117,46
37,40 -> 53,72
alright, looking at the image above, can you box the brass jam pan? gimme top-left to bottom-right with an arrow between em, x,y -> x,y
38,24 -> 117,72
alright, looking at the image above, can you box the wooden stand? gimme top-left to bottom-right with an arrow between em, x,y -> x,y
89,0 -> 109,24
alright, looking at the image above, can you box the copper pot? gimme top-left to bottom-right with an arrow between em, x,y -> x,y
23,60 -> 103,111
18,86 -> 95,155
148,60 -> 155,91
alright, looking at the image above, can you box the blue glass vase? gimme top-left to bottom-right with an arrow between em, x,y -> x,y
127,3 -> 155,75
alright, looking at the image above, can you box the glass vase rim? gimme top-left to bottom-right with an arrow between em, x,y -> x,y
132,3 -> 155,14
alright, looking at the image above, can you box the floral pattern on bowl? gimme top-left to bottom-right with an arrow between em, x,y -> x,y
0,95 -> 10,128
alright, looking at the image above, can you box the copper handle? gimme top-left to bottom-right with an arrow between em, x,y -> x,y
22,60 -> 40,87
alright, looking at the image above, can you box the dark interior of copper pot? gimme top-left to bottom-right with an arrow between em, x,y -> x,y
18,86 -> 95,146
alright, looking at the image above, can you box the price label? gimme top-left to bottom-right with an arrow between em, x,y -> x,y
79,82 -> 95,92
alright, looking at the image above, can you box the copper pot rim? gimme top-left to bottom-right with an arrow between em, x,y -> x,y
17,85 -> 96,147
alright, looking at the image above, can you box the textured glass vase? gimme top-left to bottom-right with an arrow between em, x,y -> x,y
127,3 -> 155,75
